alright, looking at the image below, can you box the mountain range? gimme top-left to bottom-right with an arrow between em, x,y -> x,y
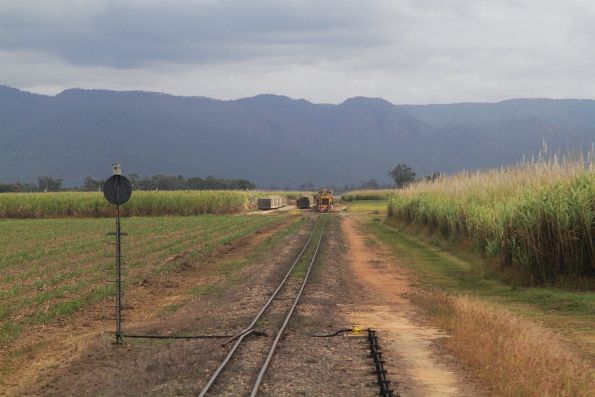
1,85 -> 594,187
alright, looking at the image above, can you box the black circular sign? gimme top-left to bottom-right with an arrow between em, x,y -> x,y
103,175 -> 132,205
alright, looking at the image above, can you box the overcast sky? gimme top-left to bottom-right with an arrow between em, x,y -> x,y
1,0 -> 594,104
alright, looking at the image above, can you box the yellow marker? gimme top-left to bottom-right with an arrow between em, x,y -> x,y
345,326 -> 365,337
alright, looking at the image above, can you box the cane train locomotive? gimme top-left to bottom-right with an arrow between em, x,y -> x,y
316,189 -> 334,213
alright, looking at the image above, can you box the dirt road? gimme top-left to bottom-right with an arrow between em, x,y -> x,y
340,214 -> 486,396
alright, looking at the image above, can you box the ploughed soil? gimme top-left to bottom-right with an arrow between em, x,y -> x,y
4,212 -> 485,396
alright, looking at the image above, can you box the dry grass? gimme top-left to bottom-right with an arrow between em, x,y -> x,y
417,292 -> 594,397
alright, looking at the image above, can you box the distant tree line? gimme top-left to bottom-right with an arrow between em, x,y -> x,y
0,182 -> 39,193
0,176 -> 64,193
340,179 -> 393,192
0,174 -> 255,193
117,174 -> 256,191
294,167 -> 441,194
296,179 -> 394,194
1,166 -> 440,193
388,164 -> 441,189
336,164 -> 440,192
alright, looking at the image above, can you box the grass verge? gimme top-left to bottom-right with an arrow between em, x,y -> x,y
358,213 -> 594,396
415,292 -> 594,396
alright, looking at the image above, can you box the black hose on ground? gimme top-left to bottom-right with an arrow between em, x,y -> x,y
308,327 -> 364,337
123,334 -> 232,339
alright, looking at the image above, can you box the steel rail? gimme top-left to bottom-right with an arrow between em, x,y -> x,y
197,216 -> 324,397
249,214 -> 327,397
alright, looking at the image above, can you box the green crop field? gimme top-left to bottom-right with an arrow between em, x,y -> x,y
0,214 -> 287,345
0,190 -> 315,219
341,189 -> 395,202
0,191 -> 251,218
345,200 -> 387,214
388,158 -> 595,284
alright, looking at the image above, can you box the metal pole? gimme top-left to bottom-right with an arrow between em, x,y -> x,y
115,195 -> 123,343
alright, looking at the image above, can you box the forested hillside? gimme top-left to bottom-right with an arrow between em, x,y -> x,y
1,85 -> 594,187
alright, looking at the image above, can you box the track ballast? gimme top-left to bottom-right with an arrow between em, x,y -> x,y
198,214 -> 328,397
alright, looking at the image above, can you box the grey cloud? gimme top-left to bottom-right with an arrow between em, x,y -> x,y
1,0 -> 594,104
0,1 -> 393,67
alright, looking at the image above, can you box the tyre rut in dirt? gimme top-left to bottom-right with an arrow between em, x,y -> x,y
198,214 -> 328,397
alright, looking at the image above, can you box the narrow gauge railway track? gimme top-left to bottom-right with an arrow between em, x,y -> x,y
198,214 -> 328,397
